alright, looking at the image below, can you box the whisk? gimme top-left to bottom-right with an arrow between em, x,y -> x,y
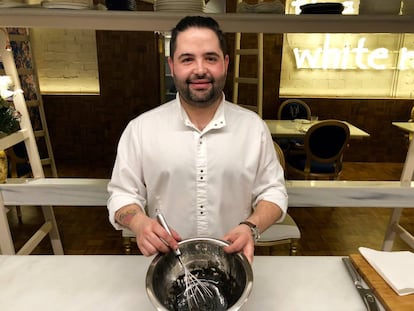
156,212 -> 215,309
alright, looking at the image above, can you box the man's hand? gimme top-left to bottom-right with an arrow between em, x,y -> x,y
115,205 -> 181,256
222,225 -> 255,263
221,200 -> 283,263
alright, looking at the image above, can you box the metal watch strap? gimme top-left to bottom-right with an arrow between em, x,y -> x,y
239,221 -> 260,242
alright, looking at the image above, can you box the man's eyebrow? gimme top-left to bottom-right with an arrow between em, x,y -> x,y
176,51 -> 221,60
176,53 -> 194,59
205,52 -> 220,57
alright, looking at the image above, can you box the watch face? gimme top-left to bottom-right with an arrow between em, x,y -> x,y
240,221 -> 260,241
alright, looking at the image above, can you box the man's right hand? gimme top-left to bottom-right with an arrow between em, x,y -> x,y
115,205 -> 181,256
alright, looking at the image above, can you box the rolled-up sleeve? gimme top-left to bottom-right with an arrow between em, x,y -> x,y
252,122 -> 288,222
107,122 -> 147,230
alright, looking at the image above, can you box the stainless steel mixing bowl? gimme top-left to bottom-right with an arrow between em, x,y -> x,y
146,237 -> 253,311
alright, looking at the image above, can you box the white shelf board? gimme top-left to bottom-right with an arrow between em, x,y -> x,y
1,178 -> 413,207
0,129 -> 28,150
1,9 -> 414,33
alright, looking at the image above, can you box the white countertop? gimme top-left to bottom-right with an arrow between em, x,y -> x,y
0,255 -> 379,311
2,178 -> 414,255
1,178 -> 413,207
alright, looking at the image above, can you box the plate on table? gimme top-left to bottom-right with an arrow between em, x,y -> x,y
293,119 -> 311,124
298,126 -> 310,133
0,1 -> 26,7
41,1 -> 90,9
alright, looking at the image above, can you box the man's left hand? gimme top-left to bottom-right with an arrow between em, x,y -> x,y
222,225 -> 255,264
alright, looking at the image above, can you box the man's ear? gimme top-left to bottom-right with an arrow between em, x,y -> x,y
224,54 -> 230,73
167,56 -> 174,77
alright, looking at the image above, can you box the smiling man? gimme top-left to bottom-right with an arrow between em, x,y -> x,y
107,16 -> 288,263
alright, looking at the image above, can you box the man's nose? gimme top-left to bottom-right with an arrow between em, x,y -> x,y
193,60 -> 207,74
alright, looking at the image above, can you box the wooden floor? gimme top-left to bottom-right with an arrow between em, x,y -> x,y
5,162 -> 414,256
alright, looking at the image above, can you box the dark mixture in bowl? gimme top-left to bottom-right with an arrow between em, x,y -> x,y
165,266 -> 240,311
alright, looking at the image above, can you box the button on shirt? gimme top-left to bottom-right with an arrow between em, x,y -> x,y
107,94 -> 288,239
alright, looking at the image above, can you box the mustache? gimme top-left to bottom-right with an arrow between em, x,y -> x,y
186,74 -> 214,84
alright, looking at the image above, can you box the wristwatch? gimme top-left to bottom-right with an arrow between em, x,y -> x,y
239,221 -> 260,242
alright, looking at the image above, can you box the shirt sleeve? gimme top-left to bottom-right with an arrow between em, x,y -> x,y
252,120 -> 288,222
107,121 -> 147,230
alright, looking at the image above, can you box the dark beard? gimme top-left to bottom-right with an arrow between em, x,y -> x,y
174,74 -> 226,108
181,85 -> 219,108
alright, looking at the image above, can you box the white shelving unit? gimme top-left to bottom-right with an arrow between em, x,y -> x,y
0,130 -> 28,150
0,9 -> 414,33
0,28 -> 63,255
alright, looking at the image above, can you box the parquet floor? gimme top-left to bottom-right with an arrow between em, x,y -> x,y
5,162 -> 414,256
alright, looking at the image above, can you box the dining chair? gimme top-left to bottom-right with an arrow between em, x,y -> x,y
121,143 -> 301,256
277,99 -> 311,120
286,120 -> 350,180
255,142 -> 301,255
276,99 -> 312,151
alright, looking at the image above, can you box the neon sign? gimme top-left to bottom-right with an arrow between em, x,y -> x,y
292,34 -> 414,70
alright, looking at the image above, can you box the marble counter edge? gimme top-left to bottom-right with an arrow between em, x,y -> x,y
0,178 -> 413,207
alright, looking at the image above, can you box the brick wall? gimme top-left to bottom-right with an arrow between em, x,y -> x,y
31,28 -> 99,94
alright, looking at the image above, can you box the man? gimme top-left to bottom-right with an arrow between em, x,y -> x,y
107,16 -> 287,263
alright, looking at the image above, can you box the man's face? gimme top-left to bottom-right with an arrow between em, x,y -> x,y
168,27 -> 229,108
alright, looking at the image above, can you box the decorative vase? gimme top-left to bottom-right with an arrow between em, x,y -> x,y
0,150 -> 8,183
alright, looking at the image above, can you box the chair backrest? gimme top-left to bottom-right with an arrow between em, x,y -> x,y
304,120 -> 350,178
409,106 -> 414,141
273,141 -> 287,178
277,99 -> 311,120
273,141 -> 286,170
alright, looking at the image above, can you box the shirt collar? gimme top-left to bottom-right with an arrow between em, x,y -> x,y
177,93 -> 227,133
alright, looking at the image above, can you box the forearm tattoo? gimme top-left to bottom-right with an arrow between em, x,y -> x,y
116,209 -> 138,227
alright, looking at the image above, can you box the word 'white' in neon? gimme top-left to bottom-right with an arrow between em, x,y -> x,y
292,34 -> 414,70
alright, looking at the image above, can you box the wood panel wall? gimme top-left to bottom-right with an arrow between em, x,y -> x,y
43,30 -> 161,170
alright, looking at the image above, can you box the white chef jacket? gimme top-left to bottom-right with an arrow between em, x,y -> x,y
107,94 -> 288,239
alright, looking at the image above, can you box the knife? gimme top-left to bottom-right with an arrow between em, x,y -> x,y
342,257 -> 380,311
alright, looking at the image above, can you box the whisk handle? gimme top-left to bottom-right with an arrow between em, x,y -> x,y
156,213 -> 173,235
156,212 -> 182,257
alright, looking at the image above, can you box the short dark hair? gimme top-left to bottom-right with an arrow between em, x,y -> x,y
170,16 -> 227,58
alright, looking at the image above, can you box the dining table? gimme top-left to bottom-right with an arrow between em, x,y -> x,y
264,119 -> 370,139
0,254 -> 385,311
382,122 -> 414,251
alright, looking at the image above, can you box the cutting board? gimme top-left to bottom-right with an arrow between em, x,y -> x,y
350,254 -> 414,311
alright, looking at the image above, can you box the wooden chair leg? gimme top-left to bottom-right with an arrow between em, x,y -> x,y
290,240 -> 299,256
16,206 -> 23,223
122,237 -> 132,255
